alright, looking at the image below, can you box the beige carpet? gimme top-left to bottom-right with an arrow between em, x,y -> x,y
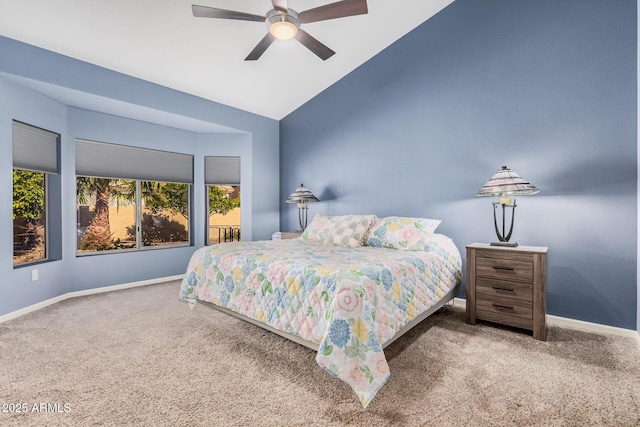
0,280 -> 639,426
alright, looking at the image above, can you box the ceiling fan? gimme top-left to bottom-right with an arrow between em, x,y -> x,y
192,0 -> 368,61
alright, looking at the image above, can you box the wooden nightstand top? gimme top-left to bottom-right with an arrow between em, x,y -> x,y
467,243 -> 548,254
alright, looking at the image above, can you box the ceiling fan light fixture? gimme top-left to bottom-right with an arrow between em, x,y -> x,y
266,9 -> 299,40
270,20 -> 298,40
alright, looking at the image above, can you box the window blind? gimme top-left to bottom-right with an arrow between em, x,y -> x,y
205,156 -> 240,185
76,139 -> 193,184
13,120 -> 60,174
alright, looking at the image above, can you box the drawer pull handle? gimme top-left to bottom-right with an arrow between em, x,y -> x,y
493,266 -> 514,271
492,286 -> 514,292
493,304 -> 514,311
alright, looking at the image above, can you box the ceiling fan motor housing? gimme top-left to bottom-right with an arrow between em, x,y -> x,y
266,9 -> 300,40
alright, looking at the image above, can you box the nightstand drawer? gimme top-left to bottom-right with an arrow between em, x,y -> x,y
476,309 -> 533,330
476,278 -> 532,302
476,256 -> 533,281
476,296 -> 533,321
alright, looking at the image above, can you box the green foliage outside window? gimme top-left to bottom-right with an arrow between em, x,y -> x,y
143,182 -> 189,219
143,183 -> 240,216
13,169 -> 45,221
13,169 -> 46,264
208,185 -> 240,215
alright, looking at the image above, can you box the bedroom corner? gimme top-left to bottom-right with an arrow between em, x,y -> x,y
281,0 -> 638,332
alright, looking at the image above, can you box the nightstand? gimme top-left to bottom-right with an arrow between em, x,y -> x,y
466,243 -> 548,340
272,231 -> 302,240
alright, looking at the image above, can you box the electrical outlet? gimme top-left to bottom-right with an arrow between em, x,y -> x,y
31,269 -> 38,281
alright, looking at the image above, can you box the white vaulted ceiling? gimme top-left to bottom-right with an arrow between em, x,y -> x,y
0,0 -> 454,120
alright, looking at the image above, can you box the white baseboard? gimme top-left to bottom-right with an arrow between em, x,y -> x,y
2,286 -> 638,345
0,275 -> 184,324
453,297 -> 639,342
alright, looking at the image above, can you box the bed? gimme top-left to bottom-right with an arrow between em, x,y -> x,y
179,215 -> 462,407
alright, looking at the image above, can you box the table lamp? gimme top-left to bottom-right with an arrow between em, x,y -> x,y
476,166 -> 539,247
285,183 -> 319,231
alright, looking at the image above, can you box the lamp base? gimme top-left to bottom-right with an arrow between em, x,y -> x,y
490,241 -> 518,247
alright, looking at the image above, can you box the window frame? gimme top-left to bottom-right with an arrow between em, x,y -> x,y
206,184 -> 241,246
13,170 -> 49,267
75,177 -> 192,256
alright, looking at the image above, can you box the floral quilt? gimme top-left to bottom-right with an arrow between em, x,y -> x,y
179,235 -> 462,407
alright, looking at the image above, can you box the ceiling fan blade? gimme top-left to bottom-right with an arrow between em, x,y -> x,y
271,0 -> 288,12
245,33 -> 276,61
192,5 -> 265,22
298,0 -> 368,24
295,29 -> 335,60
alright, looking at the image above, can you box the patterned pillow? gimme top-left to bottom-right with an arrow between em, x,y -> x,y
301,214 -> 378,248
367,216 -> 441,251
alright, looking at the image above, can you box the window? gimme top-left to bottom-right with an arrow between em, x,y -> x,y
140,182 -> 190,247
12,121 -> 60,266
75,139 -> 193,254
205,156 -> 241,245
76,178 -> 137,251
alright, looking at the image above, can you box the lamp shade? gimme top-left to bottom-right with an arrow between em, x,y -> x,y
476,166 -> 540,197
285,184 -> 319,204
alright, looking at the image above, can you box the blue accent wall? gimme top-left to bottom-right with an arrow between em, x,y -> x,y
0,37 -> 279,317
280,0 -> 637,329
